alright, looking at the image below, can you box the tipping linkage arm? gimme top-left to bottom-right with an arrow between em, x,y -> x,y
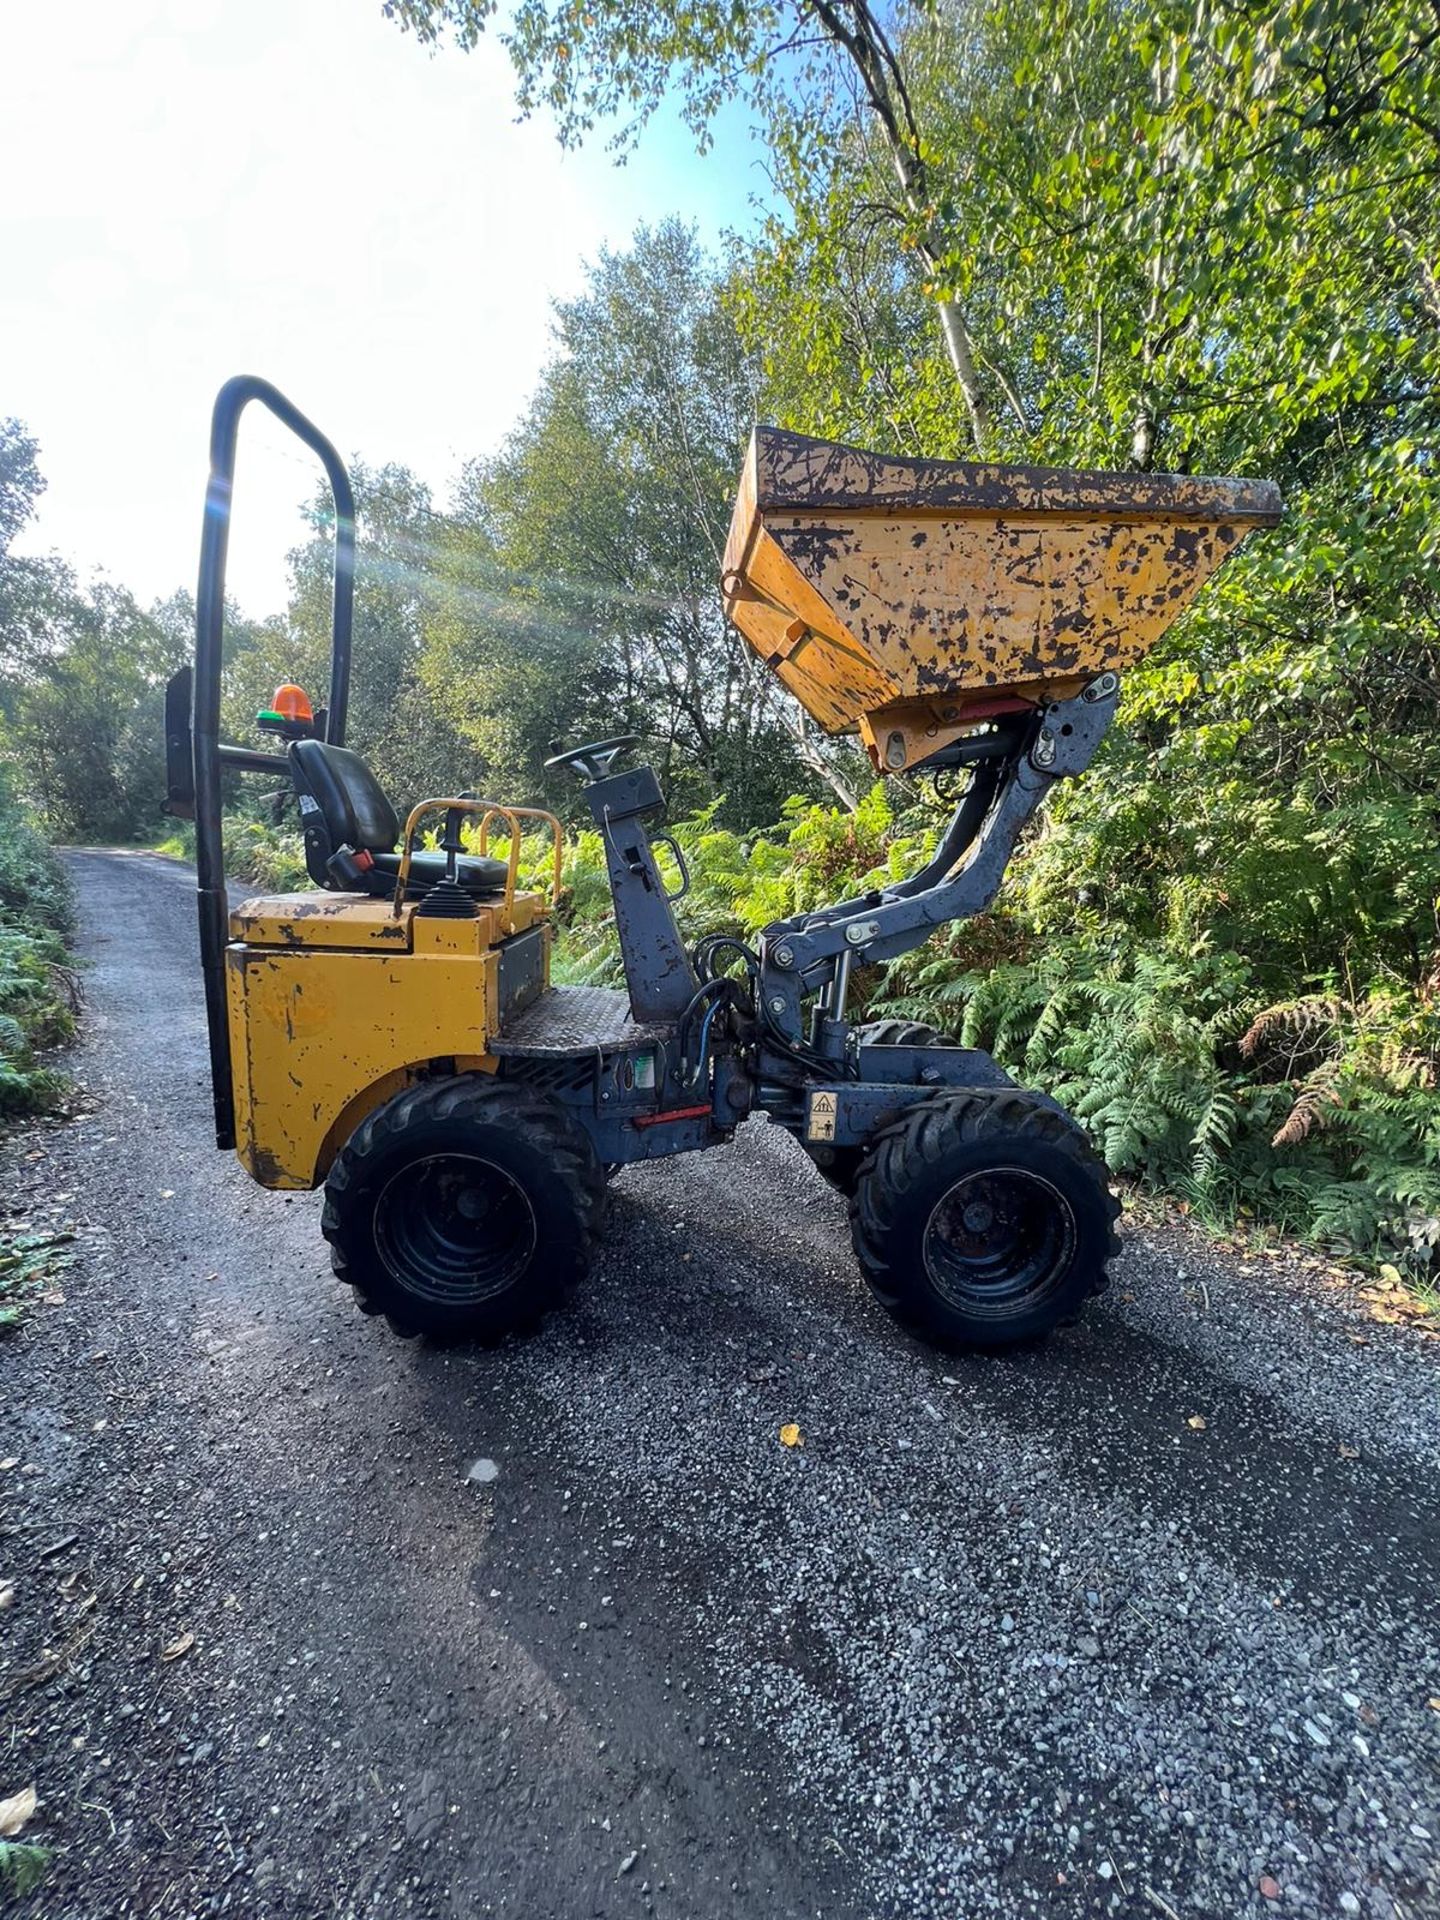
755,674 -> 1120,1045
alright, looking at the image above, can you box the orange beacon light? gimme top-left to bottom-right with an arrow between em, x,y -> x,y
256,683 -> 315,736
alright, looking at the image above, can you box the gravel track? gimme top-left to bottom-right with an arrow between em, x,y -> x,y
1,849 -> 1437,1919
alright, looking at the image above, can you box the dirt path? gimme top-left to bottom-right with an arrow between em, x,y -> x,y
2,849 -> 1438,1920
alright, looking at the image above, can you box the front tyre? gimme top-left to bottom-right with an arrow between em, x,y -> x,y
322,1075 -> 604,1340
850,1089 -> 1120,1348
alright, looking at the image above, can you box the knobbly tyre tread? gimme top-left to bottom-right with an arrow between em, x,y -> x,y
811,1021 -> 951,1193
849,1088 -> 1122,1348
322,1074 -> 606,1341
853,1019 -> 948,1049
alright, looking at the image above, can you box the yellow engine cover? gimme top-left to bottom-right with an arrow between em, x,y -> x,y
225,890 -> 551,1190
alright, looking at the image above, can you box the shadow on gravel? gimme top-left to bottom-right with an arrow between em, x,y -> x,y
555,1179 -> 1440,1634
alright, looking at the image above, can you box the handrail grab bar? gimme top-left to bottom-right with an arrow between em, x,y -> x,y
391,799 -> 564,934
192,376 -> 356,1150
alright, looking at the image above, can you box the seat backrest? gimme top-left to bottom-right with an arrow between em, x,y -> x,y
290,739 -> 400,861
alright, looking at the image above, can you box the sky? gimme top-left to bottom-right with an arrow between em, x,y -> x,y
1,0 -> 765,615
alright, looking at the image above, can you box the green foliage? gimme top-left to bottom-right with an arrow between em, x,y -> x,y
552,780 -> 1440,1282
0,771 -> 73,1119
883,935 -> 1440,1281
5,582 -> 190,842
202,224 -> 845,826
157,813 -> 309,893
417,220 -> 832,820
383,0 -> 793,148
0,418 -> 190,843
0,1839 -> 51,1898
220,816 -> 309,892
0,1225 -> 74,1333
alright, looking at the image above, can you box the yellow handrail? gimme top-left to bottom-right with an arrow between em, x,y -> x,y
476,805 -> 564,905
391,798 -> 563,934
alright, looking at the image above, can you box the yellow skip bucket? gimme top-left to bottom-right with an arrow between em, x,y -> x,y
722,427 -> 1282,773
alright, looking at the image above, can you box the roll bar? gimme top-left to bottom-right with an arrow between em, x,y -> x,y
188,377 -> 357,1148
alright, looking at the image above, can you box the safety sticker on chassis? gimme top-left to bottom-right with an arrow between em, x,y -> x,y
807,1089 -> 838,1142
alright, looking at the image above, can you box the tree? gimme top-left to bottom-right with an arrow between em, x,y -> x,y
3,580 -> 185,841
0,419 -> 44,559
424,220 -> 858,815
731,0 -> 1439,463
0,423 -> 188,840
0,420 -> 71,672
224,459 -> 473,806
383,0 -> 1021,448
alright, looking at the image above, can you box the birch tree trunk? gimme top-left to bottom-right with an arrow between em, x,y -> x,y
807,0 -> 1001,453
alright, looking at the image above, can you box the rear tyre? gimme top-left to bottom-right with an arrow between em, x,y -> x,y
811,1021 -> 950,1194
850,1089 -> 1120,1348
322,1075 -> 604,1341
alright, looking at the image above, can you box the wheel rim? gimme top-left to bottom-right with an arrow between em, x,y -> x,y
373,1153 -> 537,1307
923,1166 -> 1076,1319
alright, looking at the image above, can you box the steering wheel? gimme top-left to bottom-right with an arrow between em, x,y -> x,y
543,735 -> 641,784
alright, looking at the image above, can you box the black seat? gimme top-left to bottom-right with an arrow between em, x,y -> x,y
288,739 -> 509,898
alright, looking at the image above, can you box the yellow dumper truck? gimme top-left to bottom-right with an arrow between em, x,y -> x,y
167,380 -> 1280,1350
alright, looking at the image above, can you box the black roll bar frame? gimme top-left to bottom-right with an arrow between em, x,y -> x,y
191,376 -> 356,1148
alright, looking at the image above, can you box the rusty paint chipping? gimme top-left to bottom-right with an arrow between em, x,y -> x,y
722,427 -> 1282,772
224,891 -> 551,1189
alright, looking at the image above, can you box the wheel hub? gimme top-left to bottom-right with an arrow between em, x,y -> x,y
923,1166 -> 1077,1320
373,1153 -> 538,1308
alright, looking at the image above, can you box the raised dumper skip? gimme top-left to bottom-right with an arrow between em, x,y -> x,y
166,378 -> 1280,1350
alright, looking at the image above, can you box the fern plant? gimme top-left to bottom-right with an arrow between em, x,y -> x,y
0,782 -> 73,1119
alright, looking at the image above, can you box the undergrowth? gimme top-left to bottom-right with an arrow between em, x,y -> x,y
559,785 -> 1440,1289
0,772 -> 74,1119
0,1227 -> 75,1333
155,816 -> 308,891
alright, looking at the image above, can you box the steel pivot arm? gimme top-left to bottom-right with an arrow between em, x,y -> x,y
757,675 -> 1120,1031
